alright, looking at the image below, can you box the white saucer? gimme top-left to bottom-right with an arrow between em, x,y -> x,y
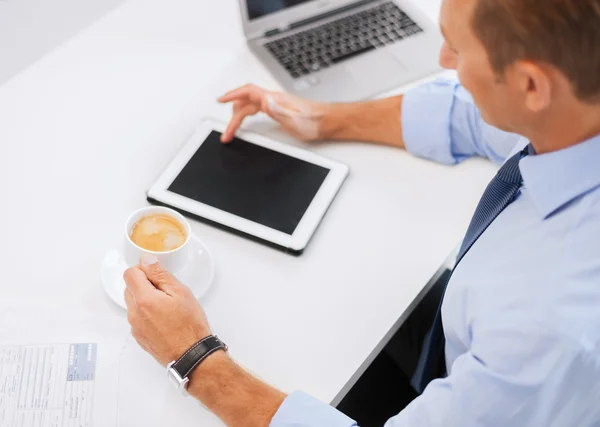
101,235 -> 215,309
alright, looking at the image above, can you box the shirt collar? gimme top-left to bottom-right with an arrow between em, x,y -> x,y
519,133 -> 600,218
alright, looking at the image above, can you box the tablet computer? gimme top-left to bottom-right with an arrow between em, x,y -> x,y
147,118 -> 349,254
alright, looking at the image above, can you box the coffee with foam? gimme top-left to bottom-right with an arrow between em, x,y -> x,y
129,214 -> 187,252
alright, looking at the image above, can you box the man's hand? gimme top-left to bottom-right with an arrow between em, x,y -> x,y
124,254 -> 287,427
218,84 -> 329,143
123,254 -> 211,366
219,83 -> 407,148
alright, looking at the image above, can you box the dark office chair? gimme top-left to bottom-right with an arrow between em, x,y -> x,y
335,267 -> 452,427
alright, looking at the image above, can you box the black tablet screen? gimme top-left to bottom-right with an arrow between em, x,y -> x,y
168,131 -> 330,235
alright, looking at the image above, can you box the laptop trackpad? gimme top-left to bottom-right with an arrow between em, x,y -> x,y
345,50 -> 407,91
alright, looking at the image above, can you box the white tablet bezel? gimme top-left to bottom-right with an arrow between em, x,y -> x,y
147,118 -> 349,253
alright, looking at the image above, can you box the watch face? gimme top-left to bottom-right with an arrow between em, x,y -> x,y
167,363 -> 190,395
181,377 -> 191,396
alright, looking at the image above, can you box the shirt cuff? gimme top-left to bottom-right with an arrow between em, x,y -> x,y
402,78 -> 460,165
270,391 -> 357,427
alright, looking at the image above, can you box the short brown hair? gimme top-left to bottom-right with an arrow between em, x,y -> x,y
472,0 -> 600,103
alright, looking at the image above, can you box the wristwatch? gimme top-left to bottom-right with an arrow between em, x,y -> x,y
166,335 -> 228,396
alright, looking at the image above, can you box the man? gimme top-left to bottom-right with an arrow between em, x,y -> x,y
124,0 -> 600,425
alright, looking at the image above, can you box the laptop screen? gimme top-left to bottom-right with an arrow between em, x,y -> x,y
247,0 -> 314,20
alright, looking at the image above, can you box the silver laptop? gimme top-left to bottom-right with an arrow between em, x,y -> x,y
239,0 -> 444,102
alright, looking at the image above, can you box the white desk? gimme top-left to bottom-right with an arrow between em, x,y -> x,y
0,0 -> 497,425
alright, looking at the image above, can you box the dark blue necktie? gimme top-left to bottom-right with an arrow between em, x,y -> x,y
411,144 -> 533,393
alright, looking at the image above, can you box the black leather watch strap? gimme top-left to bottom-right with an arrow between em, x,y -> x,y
171,335 -> 227,380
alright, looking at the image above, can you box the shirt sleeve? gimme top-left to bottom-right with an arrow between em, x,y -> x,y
401,78 -> 521,165
270,391 -> 357,427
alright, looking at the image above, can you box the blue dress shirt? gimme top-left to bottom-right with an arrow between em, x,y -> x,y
270,78 -> 600,427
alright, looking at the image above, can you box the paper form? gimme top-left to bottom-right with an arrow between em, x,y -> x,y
0,343 -> 97,427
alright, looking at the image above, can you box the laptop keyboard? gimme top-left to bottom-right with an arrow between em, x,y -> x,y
265,1 -> 423,79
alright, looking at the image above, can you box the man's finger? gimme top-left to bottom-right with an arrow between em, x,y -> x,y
139,255 -> 181,295
218,84 -> 262,103
221,104 -> 260,143
123,267 -> 157,297
221,100 -> 247,142
218,84 -> 252,102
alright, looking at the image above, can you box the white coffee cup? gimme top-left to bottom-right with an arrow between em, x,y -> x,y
124,206 -> 191,273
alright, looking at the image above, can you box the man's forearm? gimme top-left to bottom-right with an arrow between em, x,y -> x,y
319,95 -> 405,148
188,351 -> 287,427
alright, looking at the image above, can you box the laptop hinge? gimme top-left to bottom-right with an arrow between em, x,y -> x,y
265,23 -> 291,38
263,0 -> 377,38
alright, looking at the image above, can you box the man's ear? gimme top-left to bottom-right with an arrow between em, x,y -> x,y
514,61 -> 552,112
439,42 -> 458,70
